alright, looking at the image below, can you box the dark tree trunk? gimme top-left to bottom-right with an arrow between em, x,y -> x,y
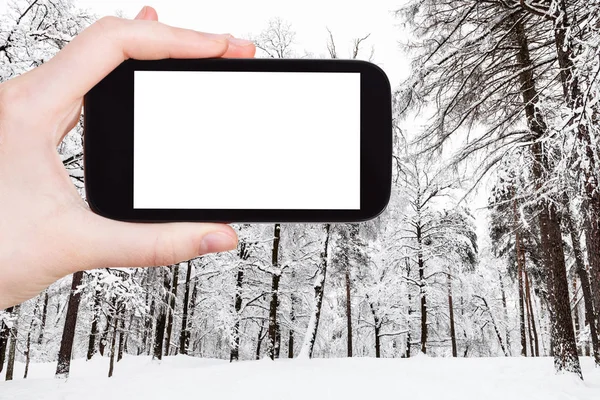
369,301 -> 381,358
514,17 -> 582,377
447,273 -> 457,357
417,223 -> 427,354
268,224 -> 282,360
24,322 -> 32,379
37,291 -> 49,346
405,260 -> 412,358
23,299 -> 39,379
99,315 -> 112,357
406,292 -> 412,358
0,306 -> 13,374
499,271 -> 512,355
573,277 -> 582,356
577,264 -> 600,364
345,263 -> 353,357
179,261 -> 193,355
288,287 -> 296,358
56,271 -> 84,378
87,290 -> 101,360
300,224 -> 331,358
164,264 -> 180,357
230,266 -> 244,362
268,273 -> 281,360
524,269 -> 539,357
108,315 -> 119,378
188,282 -> 198,354
153,310 -> 166,361
551,3 -> 600,342
4,304 -> 20,381
564,196 -> 600,365
256,322 -> 266,360
144,298 -> 155,356
515,203 -> 527,357
118,316 -> 125,362
153,269 -> 171,360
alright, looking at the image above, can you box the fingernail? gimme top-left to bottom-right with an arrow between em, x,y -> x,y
228,37 -> 254,47
203,33 -> 231,41
199,232 -> 237,255
135,6 -> 148,19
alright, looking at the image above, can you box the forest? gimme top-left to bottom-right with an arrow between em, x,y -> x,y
1,0 -> 600,392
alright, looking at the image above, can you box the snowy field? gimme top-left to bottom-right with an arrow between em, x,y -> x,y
1,356 -> 599,400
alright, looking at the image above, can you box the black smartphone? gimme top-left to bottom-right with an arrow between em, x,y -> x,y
84,58 -> 392,223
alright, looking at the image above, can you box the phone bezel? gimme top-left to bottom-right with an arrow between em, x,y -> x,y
84,58 -> 392,223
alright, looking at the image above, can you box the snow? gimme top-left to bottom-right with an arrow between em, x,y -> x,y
1,356 -> 599,400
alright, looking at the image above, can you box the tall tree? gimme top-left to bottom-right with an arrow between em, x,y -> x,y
299,224 -> 331,358
179,261 -> 194,355
55,271 -> 84,378
164,264 -> 180,357
4,304 -> 20,381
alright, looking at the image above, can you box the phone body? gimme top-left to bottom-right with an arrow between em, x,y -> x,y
84,58 -> 392,223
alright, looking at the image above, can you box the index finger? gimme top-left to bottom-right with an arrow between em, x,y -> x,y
26,17 -> 231,107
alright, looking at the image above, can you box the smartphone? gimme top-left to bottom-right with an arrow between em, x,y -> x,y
84,58 -> 392,223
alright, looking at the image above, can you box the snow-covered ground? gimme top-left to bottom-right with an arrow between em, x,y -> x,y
1,355 -> 599,400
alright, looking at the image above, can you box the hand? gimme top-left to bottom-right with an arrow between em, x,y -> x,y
0,6 -> 256,309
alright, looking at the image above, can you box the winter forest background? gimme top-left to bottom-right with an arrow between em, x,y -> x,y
1,0 -> 600,398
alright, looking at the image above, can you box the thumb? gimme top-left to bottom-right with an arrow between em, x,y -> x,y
135,6 -> 159,21
78,215 -> 238,269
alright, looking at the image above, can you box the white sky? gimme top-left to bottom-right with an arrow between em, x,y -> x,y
0,0 -> 411,86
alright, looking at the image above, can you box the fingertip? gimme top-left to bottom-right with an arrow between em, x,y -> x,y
144,6 -> 159,21
199,229 -> 238,256
222,38 -> 256,58
135,6 -> 158,21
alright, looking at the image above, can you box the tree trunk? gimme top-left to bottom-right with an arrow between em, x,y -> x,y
573,276 -> 582,356
144,298 -> 155,356
552,3 -> 600,343
164,264 -> 180,357
499,271 -> 512,355
514,202 -> 528,357
55,271 -> 84,378
153,310 -> 166,361
256,322 -> 265,360
108,315 -> 118,378
417,223 -> 427,354
299,224 -> 331,358
345,263 -> 353,357
288,287 -> 297,358
477,296 -> 508,357
369,300 -> 381,358
0,306 -> 13,374
514,17 -> 582,378
179,261 -> 193,355
87,290 -> 101,360
37,291 -> 49,346
117,316 -> 125,362
268,224 -> 282,360
405,260 -> 412,358
448,272 -> 457,357
524,269 -> 539,357
24,324 -> 32,379
99,314 -> 112,357
153,269 -> 171,360
564,196 -> 600,365
23,299 -> 39,380
230,266 -> 244,362
188,282 -> 198,354
4,304 -> 20,381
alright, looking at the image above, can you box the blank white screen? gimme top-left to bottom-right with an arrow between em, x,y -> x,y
133,71 -> 360,209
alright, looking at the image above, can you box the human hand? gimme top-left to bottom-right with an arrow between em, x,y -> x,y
0,6 -> 256,309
